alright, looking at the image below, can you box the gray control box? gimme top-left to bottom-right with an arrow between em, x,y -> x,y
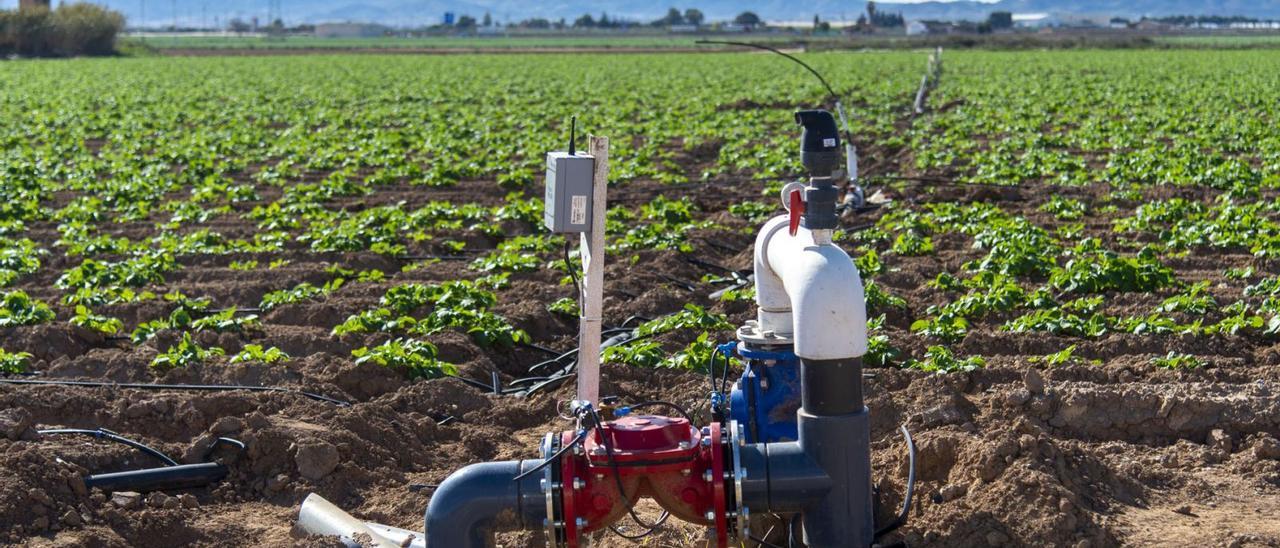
543,152 -> 595,233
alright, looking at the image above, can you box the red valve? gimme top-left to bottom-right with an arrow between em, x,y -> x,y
788,188 -> 805,236
548,416 -> 735,548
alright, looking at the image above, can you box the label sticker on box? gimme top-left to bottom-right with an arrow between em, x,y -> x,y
571,195 -> 587,225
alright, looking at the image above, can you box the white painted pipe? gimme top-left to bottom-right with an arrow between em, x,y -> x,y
296,493 -> 425,548
753,214 -> 868,360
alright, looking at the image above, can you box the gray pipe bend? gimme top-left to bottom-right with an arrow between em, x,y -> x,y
425,459 -> 547,548
738,441 -> 831,514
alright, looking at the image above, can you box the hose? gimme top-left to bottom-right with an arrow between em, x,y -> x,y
38,428 -> 179,467
873,425 -> 917,541
1,378 -> 350,406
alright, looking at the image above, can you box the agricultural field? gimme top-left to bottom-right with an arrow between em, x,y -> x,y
130,34 -> 826,51
1,49 -> 1280,546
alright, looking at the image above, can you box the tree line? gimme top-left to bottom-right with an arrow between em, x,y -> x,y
1,2 -> 123,57
462,8 -> 762,30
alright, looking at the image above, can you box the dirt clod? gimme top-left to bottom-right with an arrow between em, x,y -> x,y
0,408 -> 34,440
1024,369 -> 1046,395
111,491 -> 142,509
294,440 -> 341,480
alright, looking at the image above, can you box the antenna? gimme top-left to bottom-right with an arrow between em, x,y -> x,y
568,116 -> 577,156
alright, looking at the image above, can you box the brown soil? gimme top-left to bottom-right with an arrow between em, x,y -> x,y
3,140 -> 1280,548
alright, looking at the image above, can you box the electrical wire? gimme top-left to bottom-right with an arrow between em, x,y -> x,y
563,239 -> 583,316
873,425 -> 917,541
590,407 -> 674,534
749,534 -> 787,548
512,428 -> 587,482
608,512 -> 671,539
38,428 -> 179,467
706,350 -> 721,421
627,401 -> 694,425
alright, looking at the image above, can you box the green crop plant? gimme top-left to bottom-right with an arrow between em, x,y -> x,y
1039,196 -> 1087,220
547,297 -> 578,316
601,340 -> 667,369
0,291 -> 55,327
863,315 -> 900,367
1004,309 -> 1109,338
1028,345 -> 1099,367
910,313 -> 969,343
70,305 -> 123,335
337,280 -> 528,348
230,345 -> 291,365
0,238 -> 43,287
635,304 -> 733,337
864,280 -> 907,311
0,349 -> 33,374
472,235 -> 552,273
1050,244 -> 1176,294
891,232 -> 934,256
351,338 -> 457,380
609,196 -> 714,253
1149,352 -> 1206,370
905,346 -> 984,374
151,333 -> 225,371
728,201 -> 777,224
260,282 -> 335,311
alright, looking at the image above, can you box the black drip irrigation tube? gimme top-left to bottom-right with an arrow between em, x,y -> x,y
39,428 -> 245,493
0,378 -> 351,407
450,315 -> 653,398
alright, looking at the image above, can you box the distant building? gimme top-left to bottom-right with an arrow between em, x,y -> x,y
1132,19 -> 1172,31
1014,13 -> 1102,29
906,20 -> 928,36
18,0 -> 51,10
314,23 -> 388,38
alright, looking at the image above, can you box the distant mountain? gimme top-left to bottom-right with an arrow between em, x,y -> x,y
874,0 -> 1280,21
63,0 -> 1280,29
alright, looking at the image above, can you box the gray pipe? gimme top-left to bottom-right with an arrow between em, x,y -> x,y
424,460 -> 547,548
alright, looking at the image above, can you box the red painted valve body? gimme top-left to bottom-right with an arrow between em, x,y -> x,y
554,415 -> 732,547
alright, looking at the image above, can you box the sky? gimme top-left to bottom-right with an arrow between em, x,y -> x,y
0,0 -> 994,11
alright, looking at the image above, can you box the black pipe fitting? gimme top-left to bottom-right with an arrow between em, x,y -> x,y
801,179 -> 840,231
800,357 -> 864,414
738,356 -> 874,546
424,459 -> 547,548
797,405 -> 874,546
738,441 -> 830,514
795,110 -> 841,178
84,462 -> 227,492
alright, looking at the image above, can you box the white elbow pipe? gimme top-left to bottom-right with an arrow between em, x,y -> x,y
753,214 -> 867,361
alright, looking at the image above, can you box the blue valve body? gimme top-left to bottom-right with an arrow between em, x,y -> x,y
729,342 -> 802,443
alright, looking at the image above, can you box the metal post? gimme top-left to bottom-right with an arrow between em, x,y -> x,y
575,136 -> 608,404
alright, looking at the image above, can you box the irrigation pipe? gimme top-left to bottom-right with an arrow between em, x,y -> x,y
0,378 -> 351,406
38,428 -> 180,467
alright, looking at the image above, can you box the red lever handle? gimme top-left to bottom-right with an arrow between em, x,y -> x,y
788,189 -> 805,236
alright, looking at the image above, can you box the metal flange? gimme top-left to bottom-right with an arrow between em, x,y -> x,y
729,420 -> 750,542
540,432 -> 563,548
